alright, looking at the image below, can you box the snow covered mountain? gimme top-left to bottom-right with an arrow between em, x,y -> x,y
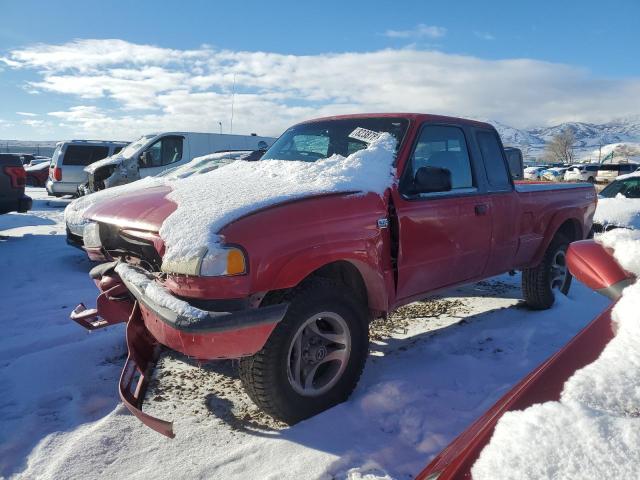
490,116 -> 640,159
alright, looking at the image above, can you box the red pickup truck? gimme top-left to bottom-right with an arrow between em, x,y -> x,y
71,113 -> 597,437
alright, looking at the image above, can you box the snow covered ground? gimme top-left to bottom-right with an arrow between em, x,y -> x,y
1,188 -> 609,480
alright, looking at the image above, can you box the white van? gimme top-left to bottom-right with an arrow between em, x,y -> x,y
46,140 -> 129,196
83,131 -> 275,192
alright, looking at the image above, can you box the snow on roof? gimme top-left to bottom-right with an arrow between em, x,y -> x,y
158,133 -> 397,267
617,169 -> 640,181
593,195 -> 640,230
472,229 -> 640,479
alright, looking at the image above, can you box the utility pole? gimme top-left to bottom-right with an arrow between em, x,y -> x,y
218,121 -> 222,134
598,143 -> 602,163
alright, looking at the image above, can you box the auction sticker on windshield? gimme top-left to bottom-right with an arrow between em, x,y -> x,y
349,127 -> 382,144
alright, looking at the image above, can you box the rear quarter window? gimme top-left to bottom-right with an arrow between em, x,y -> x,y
476,130 -> 511,189
62,145 -> 110,166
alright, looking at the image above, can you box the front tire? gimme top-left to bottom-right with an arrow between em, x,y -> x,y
239,278 -> 369,424
522,234 -> 572,310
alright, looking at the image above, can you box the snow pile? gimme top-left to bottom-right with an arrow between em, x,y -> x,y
63,152 -> 237,228
159,134 -> 397,266
593,194 -> 640,229
114,263 -> 207,319
472,229 -> 640,480
579,142 -> 640,164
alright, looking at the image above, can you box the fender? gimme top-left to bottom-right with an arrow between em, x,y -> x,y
269,237 -> 391,312
526,207 -> 584,268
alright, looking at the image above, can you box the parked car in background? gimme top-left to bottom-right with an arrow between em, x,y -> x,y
503,147 -> 524,180
541,166 -> 569,182
416,239 -> 634,480
0,154 -> 32,214
25,161 -> 51,187
564,164 -> 599,182
70,113 -> 596,437
595,163 -> 639,183
592,172 -> 640,232
523,165 -> 550,180
27,156 -> 52,167
83,132 -> 275,193
46,140 -> 129,197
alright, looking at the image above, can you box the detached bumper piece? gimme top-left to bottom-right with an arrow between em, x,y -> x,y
120,303 -> 174,438
70,262 -> 134,331
71,261 -> 289,437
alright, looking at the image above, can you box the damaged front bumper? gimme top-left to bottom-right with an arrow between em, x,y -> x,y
70,261 -> 288,437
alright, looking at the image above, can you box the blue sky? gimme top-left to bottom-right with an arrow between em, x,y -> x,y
1,0 -> 640,139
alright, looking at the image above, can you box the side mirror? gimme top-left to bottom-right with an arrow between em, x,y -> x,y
139,151 -> 151,167
411,166 -> 452,194
567,240 -> 634,300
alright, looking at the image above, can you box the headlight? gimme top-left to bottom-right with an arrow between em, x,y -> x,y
161,246 -> 246,277
83,222 -> 101,248
200,247 -> 246,276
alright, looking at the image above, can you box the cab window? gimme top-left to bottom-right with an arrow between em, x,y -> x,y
476,131 -> 511,189
404,125 -> 474,191
143,136 -> 183,167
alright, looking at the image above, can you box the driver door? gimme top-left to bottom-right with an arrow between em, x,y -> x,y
394,124 -> 493,302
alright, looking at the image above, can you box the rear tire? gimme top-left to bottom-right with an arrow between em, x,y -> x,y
239,278 -> 369,424
522,234 -> 572,310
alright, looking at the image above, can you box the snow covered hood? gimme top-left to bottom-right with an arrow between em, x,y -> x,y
64,152 -> 239,229
84,154 -> 125,174
472,229 -> 640,479
66,135 -> 397,269
159,133 -> 396,266
593,195 -> 640,229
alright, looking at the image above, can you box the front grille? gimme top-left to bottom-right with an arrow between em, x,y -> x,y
98,223 -> 162,270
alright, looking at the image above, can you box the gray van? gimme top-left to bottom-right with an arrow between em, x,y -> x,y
46,140 -> 128,196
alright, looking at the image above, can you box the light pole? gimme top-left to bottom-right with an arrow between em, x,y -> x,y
218,122 -> 222,134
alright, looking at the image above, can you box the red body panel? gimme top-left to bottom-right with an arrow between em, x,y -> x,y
417,240 -> 634,479
416,305 -> 616,480
140,306 -> 278,359
567,240 -> 632,291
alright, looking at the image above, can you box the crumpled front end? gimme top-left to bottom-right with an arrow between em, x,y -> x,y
86,157 -> 140,193
70,260 -> 287,437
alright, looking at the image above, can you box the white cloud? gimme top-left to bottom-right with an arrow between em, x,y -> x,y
16,111 -> 38,117
4,39 -> 640,139
384,24 -> 447,39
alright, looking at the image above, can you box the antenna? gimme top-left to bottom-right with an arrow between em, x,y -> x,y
230,73 -> 236,134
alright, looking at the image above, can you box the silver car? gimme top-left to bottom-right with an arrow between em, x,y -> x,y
46,140 -> 128,196
595,163 -> 639,184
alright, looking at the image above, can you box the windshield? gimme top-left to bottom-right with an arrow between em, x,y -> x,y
120,135 -> 155,159
600,177 -> 640,198
261,118 -> 409,162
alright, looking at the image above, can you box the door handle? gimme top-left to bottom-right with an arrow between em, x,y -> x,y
475,204 -> 489,216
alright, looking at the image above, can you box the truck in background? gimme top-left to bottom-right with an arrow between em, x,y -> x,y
83,131 -> 276,193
